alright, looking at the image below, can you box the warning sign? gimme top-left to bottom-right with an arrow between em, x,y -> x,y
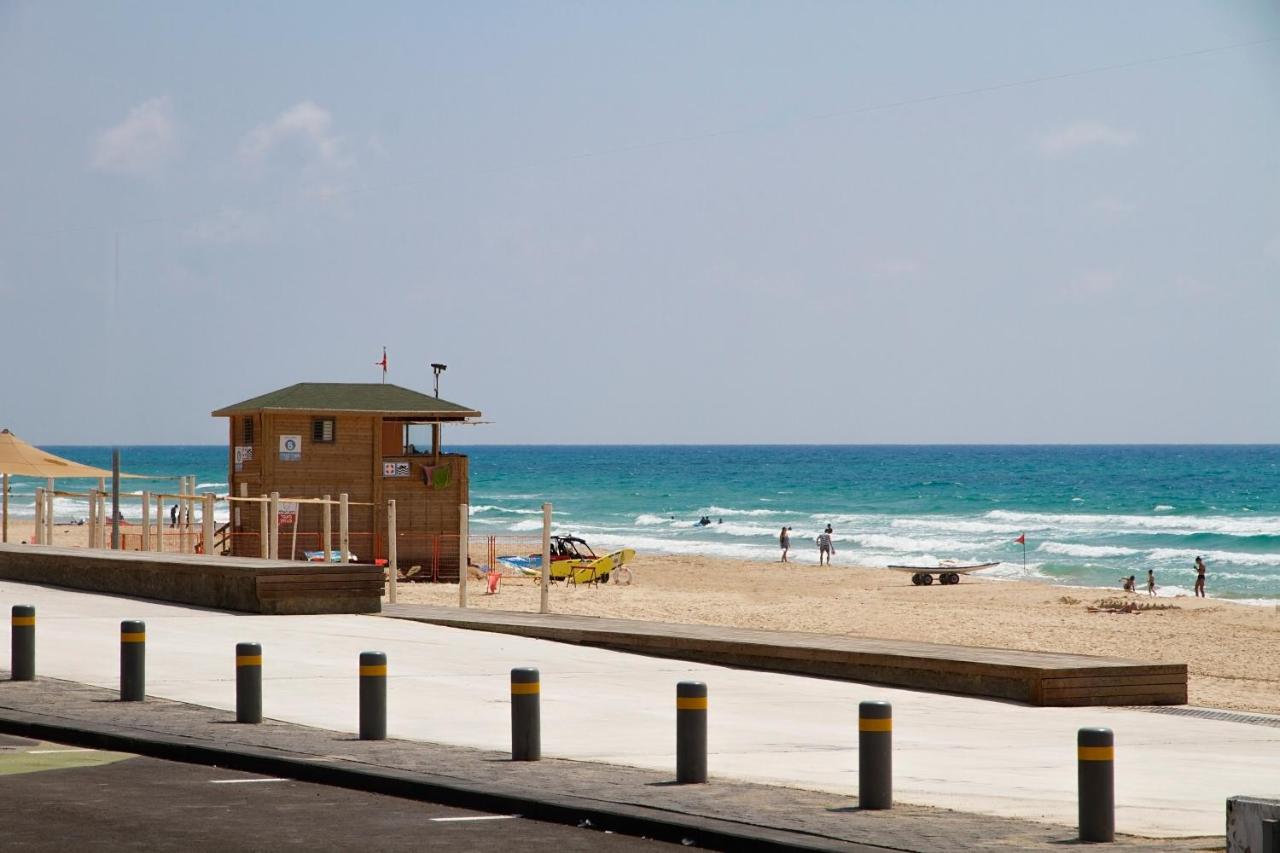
383,461 -> 410,478
278,501 -> 299,526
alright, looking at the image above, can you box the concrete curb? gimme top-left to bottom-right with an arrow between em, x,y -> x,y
0,707 -> 881,853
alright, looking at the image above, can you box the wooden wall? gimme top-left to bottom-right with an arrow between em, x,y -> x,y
224,412 -> 469,568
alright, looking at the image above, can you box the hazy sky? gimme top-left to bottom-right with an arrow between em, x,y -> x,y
2,2 -> 1277,445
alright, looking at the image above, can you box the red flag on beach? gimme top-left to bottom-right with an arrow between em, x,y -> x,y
375,347 -> 388,379
1015,533 -> 1025,544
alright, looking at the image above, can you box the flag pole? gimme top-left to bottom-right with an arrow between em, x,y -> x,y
1022,533 -> 1026,572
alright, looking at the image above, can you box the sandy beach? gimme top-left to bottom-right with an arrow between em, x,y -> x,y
392,551 -> 1280,716
7,520 -> 1279,715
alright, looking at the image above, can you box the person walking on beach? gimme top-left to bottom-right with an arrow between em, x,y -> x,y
779,526 -> 791,562
1194,556 -> 1207,597
816,525 -> 835,566
1147,568 -> 1157,597
169,504 -> 178,528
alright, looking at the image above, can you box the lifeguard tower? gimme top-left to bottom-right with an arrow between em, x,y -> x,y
212,383 -> 481,577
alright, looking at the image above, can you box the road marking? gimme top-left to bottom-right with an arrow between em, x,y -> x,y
209,777 -> 289,784
429,815 -> 519,823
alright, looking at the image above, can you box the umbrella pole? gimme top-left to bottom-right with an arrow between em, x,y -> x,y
2,472 -> 7,543
111,449 -> 120,550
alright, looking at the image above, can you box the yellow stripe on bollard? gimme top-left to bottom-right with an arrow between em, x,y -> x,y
676,696 -> 708,711
236,655 -> 262,667
1078,746 -> 1114,761
359,664 -> 387,677
510,682 -> 540,695
120,632 -> 146,643
859,718 -> 893,733
11,616 -> 34,627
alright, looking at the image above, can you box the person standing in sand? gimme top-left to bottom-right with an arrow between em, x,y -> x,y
816,525 -> 835,566
1194,556 -> 1207,597
779,526 -> 791,562
1147,568 -> 1157,597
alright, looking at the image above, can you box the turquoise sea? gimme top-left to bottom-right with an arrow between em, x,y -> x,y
9,445 -> 1280,602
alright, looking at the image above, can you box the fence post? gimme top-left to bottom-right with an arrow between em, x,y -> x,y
1078,727 -> 1115,842
359,651 -> 387,740
268,492 -> 280,559
156,494 -> 166,552
540,503 -> 552,614
511,667 -> 541,761
120,620 -> 146,701
676,681 -> 708,783
258,496 -> 269,558
458,504 -> 469,607
322,494 -> 332,562
339,493 -> 350,563
11,605 -> 35,681
387,500 -> 397,604
202,493 -> 215,555
140,491 -> 150,551
236,642 -> 262,724
32,487 -> 42,544
858,700 -> 893,809
45,490 -> 55,545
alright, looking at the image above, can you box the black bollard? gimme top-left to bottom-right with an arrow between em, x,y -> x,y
1264,818 -> 1280,853
510,667 -> 541,761
359,651 -> 387,740
676,681 -> 708,783
858,700 -> 893,809
1078,727 -> 1115,842
120,620 -> 145,701
236,642 -> 262,724
10,605 -> 35,681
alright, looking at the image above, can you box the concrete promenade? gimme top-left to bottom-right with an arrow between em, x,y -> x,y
0,580 -> 1273,840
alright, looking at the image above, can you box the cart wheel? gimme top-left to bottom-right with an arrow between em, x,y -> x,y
615,566 -> 634,585
911,572 -> 924,586
946,572 -> 960,585
921,572 -> 934,585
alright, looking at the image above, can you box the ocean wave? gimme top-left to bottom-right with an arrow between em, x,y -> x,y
196,482 -> 227,490
702,506 -> 778,517
1145,548 -> 1280,568
635,514 -> 670,526
848,533 -> 1000,553
470,505 -> 545,516
985,509 -> 1280,537
1154,505 -> 1175,512
1038,542 -> 1140,558
890,517 -> 1026,535
508,519 -> 544,532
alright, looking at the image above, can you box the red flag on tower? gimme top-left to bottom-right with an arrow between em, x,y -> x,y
375,347 -> 388,383
1015,533 -> 1025,545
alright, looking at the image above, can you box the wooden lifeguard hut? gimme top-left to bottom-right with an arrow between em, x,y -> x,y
212,383 -> 481,576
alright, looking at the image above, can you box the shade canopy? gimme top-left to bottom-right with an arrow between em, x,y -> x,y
0,430 -> 141,479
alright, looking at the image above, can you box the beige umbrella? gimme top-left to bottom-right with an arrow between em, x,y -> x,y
0,429 -> 142,543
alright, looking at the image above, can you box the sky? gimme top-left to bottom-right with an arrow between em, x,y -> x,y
1,1 -> 1277,445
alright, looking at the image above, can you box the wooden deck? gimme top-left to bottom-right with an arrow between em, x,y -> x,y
380,604 -> 1187,707
0,544 -> 383,615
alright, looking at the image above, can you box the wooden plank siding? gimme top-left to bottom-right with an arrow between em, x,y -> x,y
226,411 -> 469,570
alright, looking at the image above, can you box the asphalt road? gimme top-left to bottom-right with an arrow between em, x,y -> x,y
0,735 -> 683,852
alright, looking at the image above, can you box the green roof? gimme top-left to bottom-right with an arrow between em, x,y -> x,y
212,383 -> 480,419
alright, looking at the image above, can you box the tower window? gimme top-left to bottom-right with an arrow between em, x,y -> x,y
312,418 -> 336,443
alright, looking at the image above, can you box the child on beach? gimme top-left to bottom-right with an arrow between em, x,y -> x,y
779,526 -> 790,563
1147,569 -> 1157,597
816,525 -> 835,566
1121,575 -> 1136,593
1194,556 -> 1206,597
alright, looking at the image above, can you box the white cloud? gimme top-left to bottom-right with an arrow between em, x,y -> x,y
90,97 -> 177,176
1068,269 -> 1121,297
1092,196 -> 1136,217
183,207 -> 269,246
239,101 -> 345,168
872,259 -> 921,276
1264,234 -> 1280,263
1038,121 -> 1136,157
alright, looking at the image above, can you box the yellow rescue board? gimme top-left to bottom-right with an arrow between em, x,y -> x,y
550,548 -> 636,583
